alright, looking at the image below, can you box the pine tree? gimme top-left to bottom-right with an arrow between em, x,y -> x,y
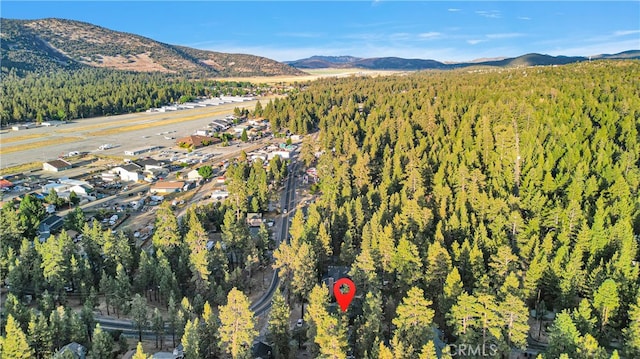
307,284 -> 348,359
218,288 -> 257,359
201,301 -> 220,358
499,294 -> 529,351
131,294 -> 149,343
28,311 -> 53,358
623,291 -> 640,357
183,318 -> 201,359
132,341 -> 149,359
443,267 -> 464,315
547,311 -> 580,359
89,324 -> 113,359
392,287 -> 435,356
593,279 -> 619,329
184,209 -> 211,295
418,341 -> 438,359
152,202 -> 181,248
355,291 -> 383,358
267,289 -> 291,359
2,314 -> 35,359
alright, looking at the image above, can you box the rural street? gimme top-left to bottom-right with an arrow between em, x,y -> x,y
250,149 -> 299,317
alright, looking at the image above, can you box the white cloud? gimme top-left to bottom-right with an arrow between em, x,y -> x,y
517,16 -> 531,21
475,10 -> 501,19
486,33 -> 525,39
448,8 -> 461,12
467,39 -> 485,45
614,30 -> 640,37
418,32 -> 442,40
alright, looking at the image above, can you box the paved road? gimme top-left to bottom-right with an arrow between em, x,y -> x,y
249,150 -> 299,318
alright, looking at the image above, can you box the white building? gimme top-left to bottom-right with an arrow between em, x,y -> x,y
268,150 -> 291,160
112,164 -> 144,182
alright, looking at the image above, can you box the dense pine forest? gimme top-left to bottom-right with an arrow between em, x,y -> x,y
274,60 -> 640,358
1,60 -> 639,358
0,68 -> 272,126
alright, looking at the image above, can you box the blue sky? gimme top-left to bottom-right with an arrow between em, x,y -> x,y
2,1 -> 639,62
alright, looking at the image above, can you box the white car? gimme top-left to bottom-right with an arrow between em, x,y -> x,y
296,319 -> 303,327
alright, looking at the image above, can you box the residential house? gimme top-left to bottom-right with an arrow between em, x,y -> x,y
38,215 -> 64,242
42,179 -> 94,196
137,159 -> 168,179
0,178 -> 13,190
56,342 -> 87,359
187,169 -> 203,181
176,135 -> 220,149
58,179 -> 94,196
43,159 -> 72,172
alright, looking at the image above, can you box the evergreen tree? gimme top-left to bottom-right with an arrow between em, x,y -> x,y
307,284 -> 348,359
267,289 -> 291,359
392,287 -> 435,356
218,288 -> 257,359
623,291 -> 640,357
132,341 -> 149,359
152,202 -> 181,248
182,318 -> 201,359
546,311 -> 580,359
28,311 -> 53,358
130,294 -> 148,343
593,279 -> 620,330
201,301 -> 220,359
2,314 -> 35,359
89,324 -> 113,359
355,291 -> 383,358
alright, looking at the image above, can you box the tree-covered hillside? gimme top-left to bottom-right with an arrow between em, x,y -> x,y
1,60 -> 638,358
0,68 -> 270,125
271,60 -> 640,357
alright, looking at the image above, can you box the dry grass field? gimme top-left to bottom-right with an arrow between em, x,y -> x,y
1,136 -> 84,154
214,68 -> 403,84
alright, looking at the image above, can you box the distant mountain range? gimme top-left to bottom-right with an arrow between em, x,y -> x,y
286,51 -> 640,70
1,17 -> 638,78
0,18 -> 305,77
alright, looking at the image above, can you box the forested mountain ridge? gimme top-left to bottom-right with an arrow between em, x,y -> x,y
0,17 -> 306,77
2,60 -> 639,358
0,69 -> 273,125
287,50 -> 640,69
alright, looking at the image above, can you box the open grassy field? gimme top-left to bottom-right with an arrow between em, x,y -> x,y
0,161 -> 42,176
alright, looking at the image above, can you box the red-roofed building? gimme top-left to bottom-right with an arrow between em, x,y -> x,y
176,135 -> 220,149
0,179 -> 13,189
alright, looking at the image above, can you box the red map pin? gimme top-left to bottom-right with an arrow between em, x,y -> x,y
333,278 -> 356,312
